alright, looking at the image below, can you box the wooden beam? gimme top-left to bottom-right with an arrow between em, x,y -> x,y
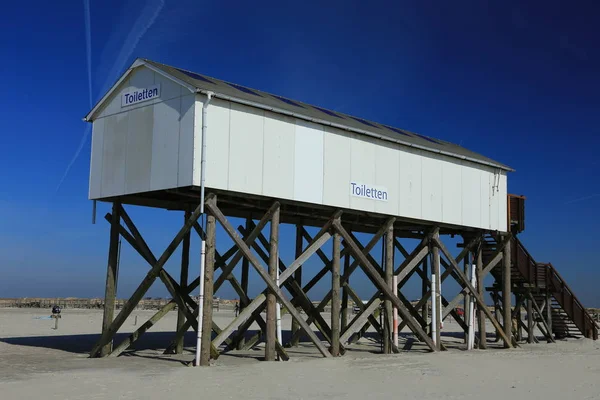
107,212 -> 204,349
91,203 -> 201,358
238,218 -> 251,350
545,291 -> 553,341
110,302 -> 177,357
331,229 -> 341,356
421,255 -> 428,329
265,205 -> 279,361
287,219 -> 395,346
431,236 -> 514,348
213,202 -> 281,292
213,217 -> 337,353
528,291 -> 556,343
341,253 -> 350,333
176,210 -> 191,354
432,231 -> 441,350
503,236 -> 512,348
247,226 -> 341,351
349,232 -> 430,336
476,239 -> 486,349
99,202 -> 121,357
341,298 -> 382,344
290,225 -> 303,346
205,197 -> 332,358
199,213 -> 216,366
332,219 -> 437,352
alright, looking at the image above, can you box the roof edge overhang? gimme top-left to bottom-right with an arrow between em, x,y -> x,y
193,88 -> 514,172
83,58 -> 514,173
83,58 -> 197,122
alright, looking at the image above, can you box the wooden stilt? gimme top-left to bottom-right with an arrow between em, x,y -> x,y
421,255 -> 428,330
91,204 -> 202,358
491,290 -> 501,342
290,225 -> 303,347
265,206 -> 280,361
431,236 -> 514,348
106,210 -> 211,353
237,218 -> 251,350
516,294 -> 523,342
503,236 -> 512,348
287,219 -> 395,346
545,290 -> 553,342
214,217 -> 338,353
432,231 -> 442,350
476,239 -> 487,349
331,228 -> 341,356
99,202 -> 121,357
527,291 -> 534,343
463,249 -> 470,344
383,225 -> 394,354
341,253 -> 350,333
176,210 -> 191,354
200,213 -> 216,366
332,219 -> 437,352
205,197 -> 332,358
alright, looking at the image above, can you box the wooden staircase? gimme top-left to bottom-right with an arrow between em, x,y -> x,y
483,235 -> 598,340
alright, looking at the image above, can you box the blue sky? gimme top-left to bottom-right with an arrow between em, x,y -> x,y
1,1 -> 599,306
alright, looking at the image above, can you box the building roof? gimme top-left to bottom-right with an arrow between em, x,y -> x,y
87,58 -> 513,172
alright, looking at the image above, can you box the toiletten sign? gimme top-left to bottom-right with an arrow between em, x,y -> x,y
121,84 -> 161,107
350,182 -> 388,202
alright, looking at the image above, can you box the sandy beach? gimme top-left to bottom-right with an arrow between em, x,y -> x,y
1,307 -> 599,400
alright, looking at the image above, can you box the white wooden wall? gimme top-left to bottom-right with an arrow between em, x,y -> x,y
89,67 -> 508,231
201,99 -> 507,231
89,67 -> 196,199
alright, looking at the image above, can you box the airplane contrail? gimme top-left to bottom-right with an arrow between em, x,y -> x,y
84,0 -> 92,108
564,193 -> 600,205
55,0 -> 165,194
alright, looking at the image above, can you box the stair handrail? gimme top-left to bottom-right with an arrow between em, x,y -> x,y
513,237 -> 597,339
546,262 -> 597,339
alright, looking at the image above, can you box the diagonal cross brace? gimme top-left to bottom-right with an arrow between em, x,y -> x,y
332,219 -> 437,352
287,218 -> 396,345
90,204 -> 203,358
432,236 -> 514,348
206,197 -> 333,358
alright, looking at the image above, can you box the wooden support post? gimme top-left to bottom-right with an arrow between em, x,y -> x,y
99,202 -> 121,357
176,210 -> 191,354
383,225 -> 394,354
341,253 -> 350,332
432,231 -> 442,350
516,294 -> 523,342
527,291 -> 534,343
332,219 -> 437,352
111,302 -> 177,357
91,204 -> 202,358
546,291 -> 553,342
503,236 -> 512,348
205,197 -> 332,358
476,239 -> 486,349
199,213 -> 216,366
528,291 -> 555,343
421,255 -> 428,330
463,249 -> 470,344
288,219 -> 395,346
431,236 -> 514,348
265,206 -> 280,361
331,229 -> 341,356
290,225 -> 303,347
238,218 -> 251,350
